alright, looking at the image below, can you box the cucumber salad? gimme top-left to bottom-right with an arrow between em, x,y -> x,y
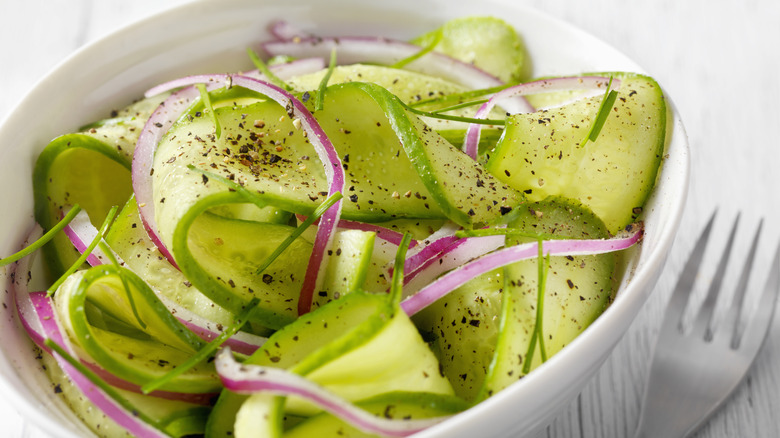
2,16 -> 666,438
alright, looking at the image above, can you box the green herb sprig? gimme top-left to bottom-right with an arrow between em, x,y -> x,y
0,205 -> 83,267
47,206 -> 118,297
579,76 -> 617,148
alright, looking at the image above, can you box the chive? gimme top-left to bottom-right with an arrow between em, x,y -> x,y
255,192 -> 343,275
141,297 -> 261,394
430,99 -> 489,114
45,339 -> 163,429
315,48 -> 338,111
521,238 -> 550,374
388,233 -> 413,307
196,83 -> 221,140
246,47 -> 293,91
98,241 -> 147,330
0,205 -> 82,267
536,248 -> 550,363
47,206 -> 119,297
579,76 -> 617,148
392,29 -> 442,69
402,100 -> 505,125
186,165 -> 267,211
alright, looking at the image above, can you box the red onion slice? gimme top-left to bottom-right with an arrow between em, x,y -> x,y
143,73 -> 345,316
28,293 -> 174,436
216,348 -> 448,437
263,36 -> 511,93
403,234 -> 506,296
62,208 -> 111,266
463,76 -> 619,159
133,85 -> 204,268
267,57 -> 327,79
399,222 -> 461,275
135,60 -> 326,268
295,214 -> 419,248
228,75 -> 345,316
401,227 -> 642,315
10,227 -> 216,405
269,20 -> 312,40
8,237 -> 175,433
144,58 -> 325,98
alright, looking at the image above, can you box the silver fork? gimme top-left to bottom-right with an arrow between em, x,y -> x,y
633,212 -> 780,438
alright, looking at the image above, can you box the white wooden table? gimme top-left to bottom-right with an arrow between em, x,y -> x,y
1,1 -> 778,437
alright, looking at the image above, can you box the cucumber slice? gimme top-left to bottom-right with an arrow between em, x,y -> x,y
485,73 -> 666,233
106,195 -> 239,328
154,82 -> 522,316
180,204 -> 314,329
53,267 -> 219,394
207,292 -> 453,436
410,16 -> 533,83
33,94 -> 167,278
283,392 -> 468,438
287,64 -> 501,132
481,197 -> 615,397
40,352 -> 211,438
234,393 -> 283,438
315,82 -> 522,228
413,270 -> 503,402
208,202 -> 293,224
287,64 -> 468,105
206,292 -> 391,437
314,229 -> 376,309
33,134 -> 132,279
290,303 -> 453,416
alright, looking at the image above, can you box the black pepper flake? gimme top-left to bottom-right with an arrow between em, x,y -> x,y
343,154 -> 349,163
467,209 -> 475,216
469,319 -> 481,327
262,274 -> 274,284
349,194 -> 358,202
53,384 -> 63,394
476,179 -> 484,188
567,279 -> 575,289
318,291 -> 328,297
500,206 -> 512,215
269,154 -> 282,164
202,174 -> 209,184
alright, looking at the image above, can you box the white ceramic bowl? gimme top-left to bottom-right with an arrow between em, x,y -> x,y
0,0 -> 689,436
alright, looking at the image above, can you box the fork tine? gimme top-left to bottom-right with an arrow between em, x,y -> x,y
721,219 -> 763,348
690,213 -> 740,340
663,211 -> 717,330
736,240 -> 780,354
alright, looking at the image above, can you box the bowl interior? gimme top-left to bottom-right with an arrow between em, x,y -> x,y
0,1 -> 689,436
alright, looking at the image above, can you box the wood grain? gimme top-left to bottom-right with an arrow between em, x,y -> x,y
1,0 -> 778,436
